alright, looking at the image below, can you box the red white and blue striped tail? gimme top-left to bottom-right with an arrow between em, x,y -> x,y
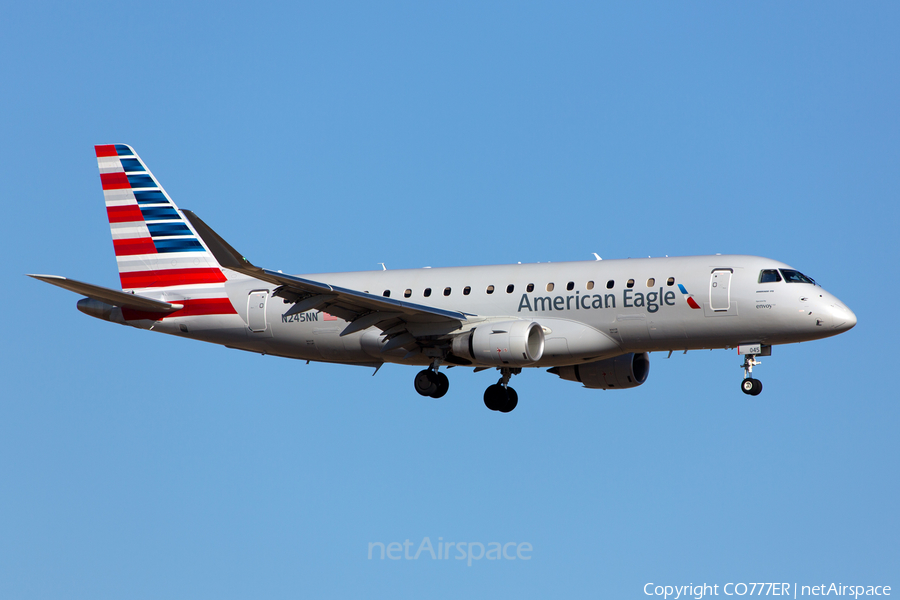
95,144 -> 229,292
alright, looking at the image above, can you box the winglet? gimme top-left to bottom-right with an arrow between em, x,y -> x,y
181,211 -> 300,290
181,210 -> 256,272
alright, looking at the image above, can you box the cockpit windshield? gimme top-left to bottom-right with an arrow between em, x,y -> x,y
780,269 -> 816,285
758,269 -> 782,283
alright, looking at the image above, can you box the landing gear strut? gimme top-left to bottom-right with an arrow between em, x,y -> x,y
484,368 -> 520,413
414,363 -> 449,398
740,354 -> 763,396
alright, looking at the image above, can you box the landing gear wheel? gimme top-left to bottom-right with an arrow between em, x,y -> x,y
498,387 -> 518,413
415,369 -> 450,398
483,384 -> 518,412
751,379 -> 762,395
741,378 -> 763,396
430,372 -> 450,398
414,370 -> 438,397
483,384 -> 505,411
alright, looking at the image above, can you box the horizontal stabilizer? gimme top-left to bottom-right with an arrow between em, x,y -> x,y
27,274 -> 183,313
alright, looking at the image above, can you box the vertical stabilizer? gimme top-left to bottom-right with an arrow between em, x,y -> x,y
95,144 -> 236,319
96,144 -> 228,291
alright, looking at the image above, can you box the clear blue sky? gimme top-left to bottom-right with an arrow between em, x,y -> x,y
2,2 -> 897,598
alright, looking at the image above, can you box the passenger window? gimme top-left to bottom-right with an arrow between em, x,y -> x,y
759,269 -> 783,283
566,281 -> 574,291
463,286 -> 471,295
526,283 -> 534,293
444,287 -> 451,296
423,288 -> 432,297
383,290 -> 391,297
667,277 -> 675,286
547,283 -> 555,292
627,279 -> 634,288
486,285 -> 495,294
507,284 -> 515,293
606,280 -> 615,289
586,281 -> 594,290
647,278 -> 655,287
404,289 -> 412,298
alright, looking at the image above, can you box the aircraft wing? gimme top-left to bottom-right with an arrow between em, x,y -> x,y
27,274 -> 183,312
183,211 -> 470,347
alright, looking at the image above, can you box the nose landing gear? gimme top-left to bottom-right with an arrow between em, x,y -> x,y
740,353 -> 763,396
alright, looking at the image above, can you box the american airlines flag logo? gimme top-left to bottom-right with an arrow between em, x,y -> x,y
677,284 -> 702,309
95,144 -> 235,320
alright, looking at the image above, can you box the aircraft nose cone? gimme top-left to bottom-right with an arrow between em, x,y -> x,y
831,303 -> 857,332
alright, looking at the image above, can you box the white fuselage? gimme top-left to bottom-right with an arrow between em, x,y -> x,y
121,254 -> 855,368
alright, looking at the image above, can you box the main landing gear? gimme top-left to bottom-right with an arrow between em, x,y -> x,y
414,366 -> 449,398
413,364 -> 521,413
483,368 -> 520,413
740,353 -> 763,396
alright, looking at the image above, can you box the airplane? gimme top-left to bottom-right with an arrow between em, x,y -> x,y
29,144 -> 857,413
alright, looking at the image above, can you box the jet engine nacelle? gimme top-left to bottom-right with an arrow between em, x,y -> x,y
549,352 -> 650,389
451,320 -> 545,366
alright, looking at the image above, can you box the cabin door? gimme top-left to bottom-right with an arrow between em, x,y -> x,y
709,270 -> 732,312
248,290 -> 269,332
